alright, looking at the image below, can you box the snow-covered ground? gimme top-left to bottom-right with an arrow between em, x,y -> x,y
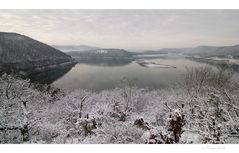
136,60 -> 176,68
192,56 -> 239,65
209,57 -> 239,65
96,50 -> 108,54
133,54 -> 166,58
1,68 -> 239,144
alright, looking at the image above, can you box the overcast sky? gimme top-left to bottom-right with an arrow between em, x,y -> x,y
0,10 -> 239,50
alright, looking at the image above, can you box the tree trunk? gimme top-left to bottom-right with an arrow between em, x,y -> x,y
20,125 -> 29,142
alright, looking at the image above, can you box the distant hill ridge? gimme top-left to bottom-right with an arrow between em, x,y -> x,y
53,45 -> 101,52
134,44 -> 239,58
185,44 -> 239,58
60,44 -> 239,58
67,48 -> 134,62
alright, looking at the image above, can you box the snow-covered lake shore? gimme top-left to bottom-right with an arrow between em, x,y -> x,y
136,60 -> 176,68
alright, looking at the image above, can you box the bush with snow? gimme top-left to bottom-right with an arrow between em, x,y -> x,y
1,66 -> 239,144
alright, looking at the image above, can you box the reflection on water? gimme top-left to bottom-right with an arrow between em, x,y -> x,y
52,57 -> 214,91
27,65 -> 74,84
75,58 -> 132,67
0,62 -> 76,85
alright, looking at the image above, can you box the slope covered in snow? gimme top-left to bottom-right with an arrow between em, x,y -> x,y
0,32 -> 76,75
1,67 -> 239,144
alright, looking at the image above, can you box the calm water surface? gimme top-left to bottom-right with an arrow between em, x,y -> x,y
52,57 -> 214,91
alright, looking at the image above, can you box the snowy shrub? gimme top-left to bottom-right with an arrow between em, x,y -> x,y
141,108 -> 185,144
142,127 -> 174,144
180,131 -> 203,144
165,109 -> 185,143
1,71 -> 239,144
109,102 -> 127,121
82,122 -> 145,144
134,118 -> 150,130
182,90 -> 239,144
0,74 -> 52,143
181,67 -> 233,95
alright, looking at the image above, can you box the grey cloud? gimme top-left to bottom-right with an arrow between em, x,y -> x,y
0,10 -> 239,50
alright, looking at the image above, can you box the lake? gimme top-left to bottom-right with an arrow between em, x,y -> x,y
51,56 -> 215,91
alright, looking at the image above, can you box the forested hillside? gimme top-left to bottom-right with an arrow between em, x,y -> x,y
0,32 -> 76,75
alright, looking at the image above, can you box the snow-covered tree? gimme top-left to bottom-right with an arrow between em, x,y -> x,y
1,67 -> 239,144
